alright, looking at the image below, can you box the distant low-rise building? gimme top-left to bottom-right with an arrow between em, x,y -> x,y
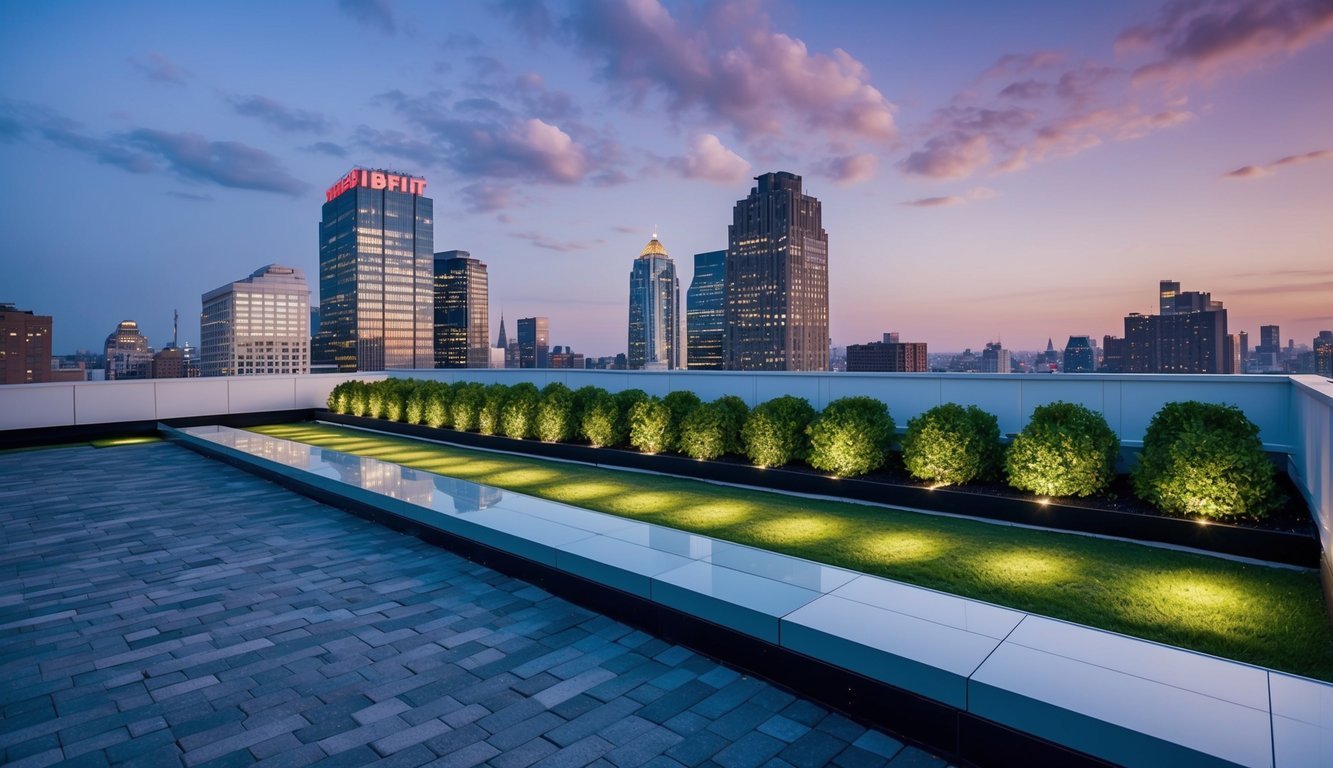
847,333 -> 927,372
104,320 -> 154,380
1063,336 -> 1096,373
980,342 -> 1010,374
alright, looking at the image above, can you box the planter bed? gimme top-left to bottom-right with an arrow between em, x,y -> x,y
315,410 -> 1319,568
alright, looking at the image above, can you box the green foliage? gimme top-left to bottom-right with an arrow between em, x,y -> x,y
536,383 -> 575,443
366,381 -> 388,419
570,386 -> 605,435
662,390 -> 702,422
404,382 -> 427,424
500,382 -> 540,439
477,384 -> 509,435
742,395 -> 816,468
580,391 -> 623,447
1132,401 -> 1278,520
424,382 -> 451,428
629,398 -> 674,453
349,381 -> 370,417
450,383 -> 484,432
381,380 -> 408,422
1005,402 -> 1119,497
807,396 -> 896,477
714,395 -> 750,456
679,402 -> 729,460
327,381 -> 348,413
901,403 -> 1003,485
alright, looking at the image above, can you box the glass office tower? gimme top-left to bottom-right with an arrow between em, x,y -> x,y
434,250 -> 490,368
627,235 -> 679,370
315,168 -> 434,372
686,250 -> 725,369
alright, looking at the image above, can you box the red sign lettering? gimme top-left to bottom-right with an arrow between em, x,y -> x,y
325,169 -> 427,201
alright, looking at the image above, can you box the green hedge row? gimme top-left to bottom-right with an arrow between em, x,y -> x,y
326,379 -> 1278,520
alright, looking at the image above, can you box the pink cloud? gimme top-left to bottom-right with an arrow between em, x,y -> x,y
901,134 -> 991,179
1225,149 -> 1333,179
821,153 -> 878,185
670,134 -> 751,183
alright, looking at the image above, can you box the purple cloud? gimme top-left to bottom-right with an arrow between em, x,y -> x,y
338,0 -> 395,34
821,153 -> 878,185
509,230 -> 606,252
1118,0 -> 1333,83
127,52 -> 189,85
125,129 -> 308,195
302,141 -> 349,158
669,134 -> 751,183
230,95 -> 331,134
1225,149 -> 1333,179
902,133 -> 992,179
902,196 -> 965,208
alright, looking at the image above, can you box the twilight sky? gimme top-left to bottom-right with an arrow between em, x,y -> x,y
2,0 -> 1331,356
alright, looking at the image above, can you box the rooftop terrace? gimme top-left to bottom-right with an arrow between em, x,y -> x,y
0,441 -> 941,768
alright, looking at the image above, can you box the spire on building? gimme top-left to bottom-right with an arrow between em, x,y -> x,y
496,313 -> 507,349
1046,338 -> 1055,352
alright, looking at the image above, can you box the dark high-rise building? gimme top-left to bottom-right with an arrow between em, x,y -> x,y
686,250 -> 726,370
550,346 -> 585,369
1159,280 -> 1180,315
0,303 -> 52,385
724,172 -> 829,371
1122,281 -> 1228,373
980,342 -> 1010,374
1255,325 -> 1281,370
1314,331 -> 1333,377
627,235 -> 679,370
1102,335 -> 1125,373
1063,336 -> 1096,373
846,335 -> 927,372
433,251 -> 490,369
315,168 -> 433,372
517,317 -> 549,369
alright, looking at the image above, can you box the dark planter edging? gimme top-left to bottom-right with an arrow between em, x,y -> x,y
315,411 -> 1320,569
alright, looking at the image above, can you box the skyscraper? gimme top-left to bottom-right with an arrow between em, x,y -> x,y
315,167 -> 433,372
1314,331 -> 1333,378
494,314 -> 512,369
200,265 -> 311,377
1063,336 -> 1095,373
433,250 -> 490,369
627,234 -> 680,370
1256,325 -> 1281,370
1159,280 -> 1180,315
0,303 -> 52,385
724,172 -> 829,371
1123,281 -> 1228,373
980,342 -> 1011,374
1102,335 -> 1125,373
104,321 -> 154,380
517,317 -> 549,369
686,250 -> 726,370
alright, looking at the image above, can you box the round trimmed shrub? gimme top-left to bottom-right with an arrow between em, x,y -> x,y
742,396 -> 816,468
679,402 -> 728,460
1005,402 -> 1119,497
328,381 -> 351,413
424,382 -> 451,428
580,390 -> 622,447
1132,401 -> 1278,520
349,381 -> 370,417
404,382 -> 427,424
382,381 -> 408,422
662,390 -> 702,429
807,396 -> 896,477
366,381 -> 388,419
714,395 -> 749,456
570,386 -> 606,435
500,383 -> 540,439
629,398 -> 674,454
536,383 -> 575,443
450,383 -> 484,432
901,403 -> 1003,485
477,384 -> 509,435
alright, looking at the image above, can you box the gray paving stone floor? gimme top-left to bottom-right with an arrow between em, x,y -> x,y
1,441 -> 953,768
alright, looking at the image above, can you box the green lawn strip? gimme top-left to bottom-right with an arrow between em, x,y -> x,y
90,435 -> 162,448
251,422 -> 1333,680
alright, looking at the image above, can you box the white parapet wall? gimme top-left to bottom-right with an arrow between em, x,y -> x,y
0,372 -> 386,430
1291,375 -> 1333,573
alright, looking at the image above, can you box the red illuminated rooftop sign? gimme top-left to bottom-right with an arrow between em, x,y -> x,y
325,169 -> 427,201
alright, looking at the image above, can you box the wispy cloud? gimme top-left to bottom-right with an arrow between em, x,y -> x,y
821,154 -> 878,185
1224,149 -> 1332,179
510,230 -> 606,252
902,186 -> 998,208
127,52 -> 189,85
338,0 -> 395,34
302,141 -> 349,158
230,95 -> 332,134
165,191 -> 213,202
125,129 -> 308,195
1226,279 -> 1333,296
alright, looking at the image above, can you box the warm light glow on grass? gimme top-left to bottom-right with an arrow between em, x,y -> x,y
91,436 -> 161,448
246,422 -> 1333,681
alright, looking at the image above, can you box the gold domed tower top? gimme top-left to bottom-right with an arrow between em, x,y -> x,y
640,231 -> 668,257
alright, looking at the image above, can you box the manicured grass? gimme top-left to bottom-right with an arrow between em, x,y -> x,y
252,422 -> 1333,680
90,435 -> 161,448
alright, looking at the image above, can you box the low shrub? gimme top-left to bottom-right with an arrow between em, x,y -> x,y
404,383 -> 427,424
679,402 -> 728,460
349,381 -> 370,417
382,381 -> 408,422
536,383 -> 575,443
477,384 -> 508,435
901,403 -> 1003,485
424,382 -> 451,428
714,395 -> 750,456
629,397 -> 674,454
807,396 -> 896,477
742,395 -> 816,468
450,383 -> 484,432
1132,401 -> 1278,520
581,391 -> 622,447
500,383 -> 540,439
1005,402 -> 1119,497
327,381 -> 351,413
570,385 -> 605,435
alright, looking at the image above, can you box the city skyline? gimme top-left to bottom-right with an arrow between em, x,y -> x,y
2,1 -> 1331,357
